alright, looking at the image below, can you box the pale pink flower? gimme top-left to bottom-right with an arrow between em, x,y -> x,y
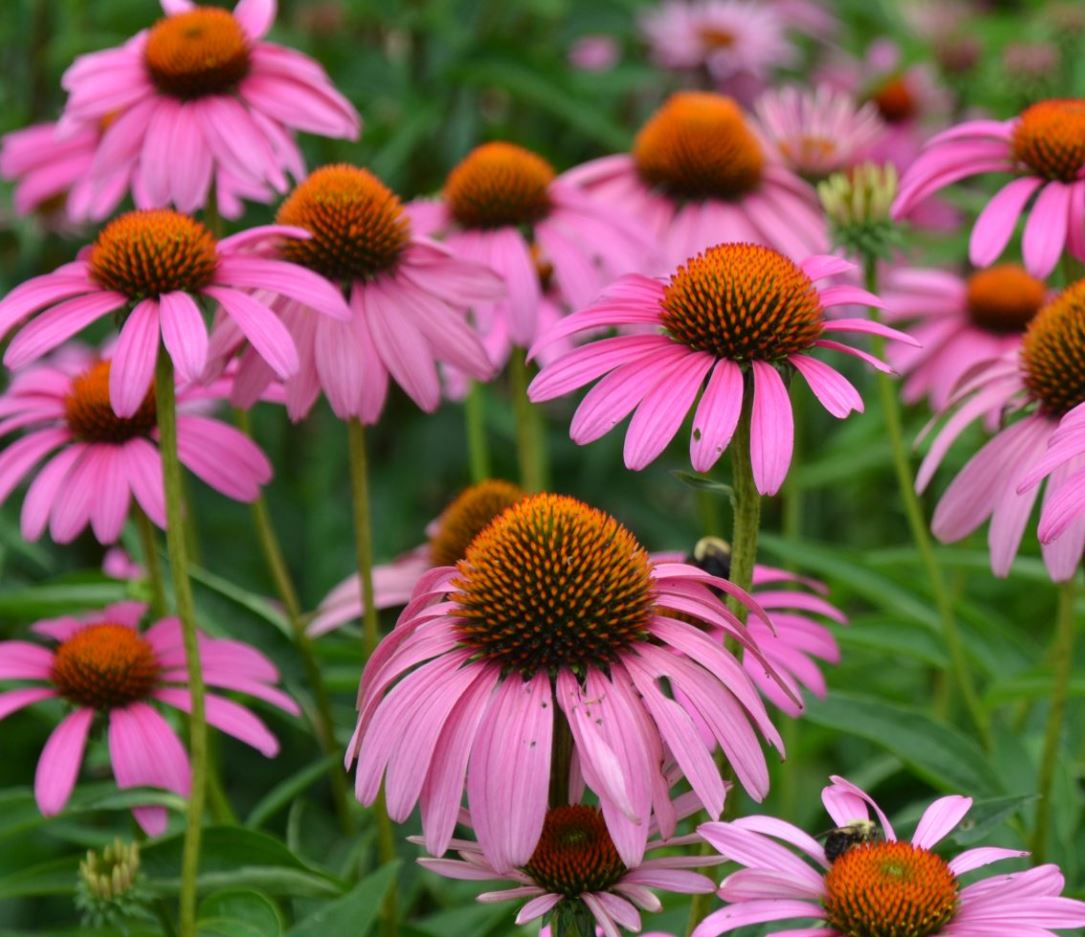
419,803 -> 714,937
0,346 -> 271,544
206,164 -> 501,422
529,245 -> 913,495
564,93 -> 827,273
882,263 -> 1048,414
1022,400 -> 1085,550
568,35 -> 620,72
693,775 -> 1085,937
753,85 -> 885,180
347,493 -> 791,872
0,209 -> 349,417
57,0 -> 359,218
893,99 -> 1085,277
916,280 -> 1085,581
0,602 -> 299,835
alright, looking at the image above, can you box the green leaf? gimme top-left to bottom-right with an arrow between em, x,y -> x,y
952,794 -> 1036,845
0,576 -> 130,618
187,564 -> 291,636
670,470 -> 734,497
198,888 -> 283,937
0,856 -> 80,900
984,674 -> 1085,706
803,692 -> 1002,796
246,755 -> 341,829
284,862 -> 399,937
837,618 -> 948,667
142,827 -> 342,898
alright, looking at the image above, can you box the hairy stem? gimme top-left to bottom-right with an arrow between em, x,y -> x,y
133,506 -> 167,619
510,348 -> 547,492
465,380 -> 491,483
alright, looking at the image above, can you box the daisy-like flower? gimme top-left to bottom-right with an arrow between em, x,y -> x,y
916,280 -> 1085,581
693,774 -> 1085,937
753,85 -> 885,180
0,602 -> 299,835
893,99 -> 1085,277
57,0 -> 359,218
419,803 -> 714,937
206,164 -> 501,422
348,492 -> 790,871
408,142 -> 646,351
528,244 -> 913,494
0,208 -> 349,417
0,346 -> 271,543
638,1 -> 795,101
564,93 -> 827,273
883,263 -> 1048,413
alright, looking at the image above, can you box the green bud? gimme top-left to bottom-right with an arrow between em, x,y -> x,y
75,838 -> 148,929
818,163 -> 903,263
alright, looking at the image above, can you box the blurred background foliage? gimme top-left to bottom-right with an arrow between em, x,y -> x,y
1,0 -> 1084,934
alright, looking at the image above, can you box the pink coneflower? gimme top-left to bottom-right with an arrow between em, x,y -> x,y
1020,399 -> 1085,550
529,244 -> 913,494
347,493 -> 790,871
57,0 -> 359,217
419,803 -> 714,937
693,774 -> 1085,937
883,263 -> 1048,413
0,602 -> 299,834
753,85 -> 885,180
893,100 -> 1085,277
916,280 -> 1085,581
407,142 -> 646,351
206,164 -> 501,422
0,347 -> 272,543
564,93 -> 827,273
0,209 -> 349,417
568,35 -> 620,72
638,1 -> 795,101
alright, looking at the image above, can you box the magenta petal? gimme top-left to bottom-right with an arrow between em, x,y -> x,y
203,286 -> 299,378
790,355 -> 863,418
690,359 -> 744,473
110,299 -> 160,418
1021,181 -> 1071,278
624,352 -> 713,470
159,291 -> 209,382
175,414 -> 271,501
233,0 -> 275,39
35,707 -> 93,816
0,687 -> 56,720
749,362 -> 793,496
156,688 -> 281,756
0,640 -> 56,679
3,291 -> 127,369
912,795 -> 972,849
969,177 -> 1043,268
214,255 -> 350,321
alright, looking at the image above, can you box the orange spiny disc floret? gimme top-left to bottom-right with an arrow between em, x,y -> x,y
1011,100 -> 1085,182
88,209 -> 218,300
144,8 -> 251,99
444,142 -> 556,230
276,164 -> 410,282
50,624 -> 161,710
450,494 -> 654,674
698,26 -> 735,49
633,92 -> 765,201
64,360 -> 156,443
661,242 -> 824,361
823,841 -> 958,937
429,480 -> 526,567
965,264 -> 1046,334
870,75 -> 917,124
1021,279 -> 1085,415
523,805 -> 627,897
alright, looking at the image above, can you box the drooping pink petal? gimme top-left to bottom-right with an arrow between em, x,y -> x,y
20,445 -> 83,541
690,359 -> 744,473
1021,181 -> 1071,278
203,286 -> 299,378
213,255 -> 350,320
821,775 -> 896,839
0,641 -> 55,679
750,361 -> 793,496
624,351 -> 713,470
233,0 -> 276,39
0,427 -> 69,503
0,687 -> 56,720
3,291 -> 128,369
155,688 -> 280,756
174,414 -> 271,501
912,795 -> 972,849
34,708 -> 94,816
790,355 -> 863,418
970,177 -> 1043,268
159,291 -> 209,382
110,299 -> 161,418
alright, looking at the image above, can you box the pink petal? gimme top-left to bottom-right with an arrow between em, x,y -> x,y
159,291 -> 208,382
233,0 -> 275,39
203,286 -> 298,378
624,352 -> 713,470
3,291 -> 127,369
175,415 -> 271,501
213,255 -> 350,321
1021,181 -> 1071,278
0,642 -> 55,680
970,177 -> 1043,268
110,299 -> 160,418
750,362 -> 793,496
790,355 -> 862,418
155,688 -> 280,756
0,687 -> 56,720
690,359 -> 744,473
35,708 -> 93,816
366,280 -> 441,411
912,795 -> 972,849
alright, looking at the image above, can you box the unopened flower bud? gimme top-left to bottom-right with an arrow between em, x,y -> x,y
75,839 -> 148,927
818,163 -> 901,261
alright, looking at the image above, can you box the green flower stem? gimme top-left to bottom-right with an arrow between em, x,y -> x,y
205,741 -> 236,824
236,411 -> 357,836
696,487 -> 722,538
862,256 -> 991,751
154,350 -> 207,937
133,506 -> 167,620
549,709 -> 574,808
510,348 -> 548,492
346,418 -> 398,936
1030,574 -> 1079,862
465,380 -> 491,483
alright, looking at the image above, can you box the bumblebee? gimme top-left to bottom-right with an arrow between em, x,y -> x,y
822,820 -> 882,862
689,536 -> 732,581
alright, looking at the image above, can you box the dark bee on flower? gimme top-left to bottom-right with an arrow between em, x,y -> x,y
822,819 -> 882,863
689,536 -> 732,581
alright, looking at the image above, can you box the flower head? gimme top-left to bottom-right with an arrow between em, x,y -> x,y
564,93 -> 827,273
56,0 -> 359,218
348,492 -> 789,871
0,602 -> 299,834
0,346 -> 272,543
0,209 -> 350,416
917,279 -> 1085,580
894,99 -> 1085,277
420,803 -> 714,936
693,775 -> 1085,937
529,245 -> 913,494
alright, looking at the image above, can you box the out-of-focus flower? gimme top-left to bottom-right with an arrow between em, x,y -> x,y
917,280 -> 1085,581
529,245 -> 912,493
0,209 -> 350,415
0,346 -> 272,543
693,775 -> 1085,937
56,0 -> 359,218
754,85 -> 885,180
893,100 -> 1085,278
348,493 -> 791,871
565,92 -> 827,273
818,162 -> 901,262
1001,42 -> 1060,102
568,35 -> 620,72
419,803 -> 714,936
103,547 -> 144,581
0,602 -> 299,833
883,263 -> 1048,413
207,164 -> 501,422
